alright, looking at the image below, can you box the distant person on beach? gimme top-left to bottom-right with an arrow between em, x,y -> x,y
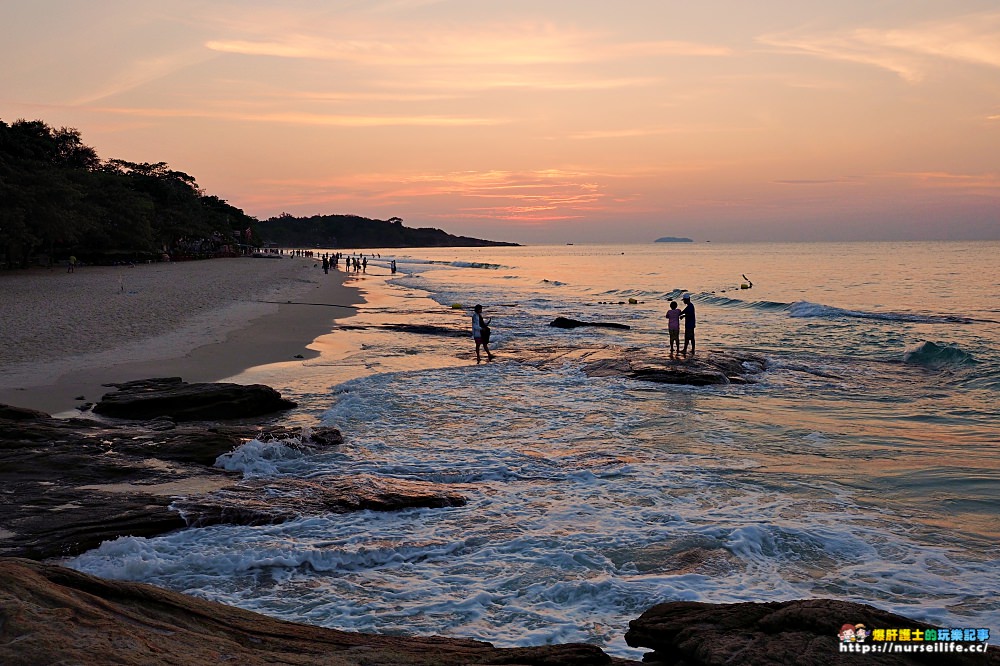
665,300 -> 681,355
472,304 -> 494,362
679,293 -> 696,355
322,256 -> 329,274
67,256 -> 77,273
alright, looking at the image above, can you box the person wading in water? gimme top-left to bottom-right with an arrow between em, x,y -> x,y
472,304 -> 494,362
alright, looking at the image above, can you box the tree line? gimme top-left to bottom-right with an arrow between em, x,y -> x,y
257,212 -> 517,249
0,117 -> 517,269
0,119 -> 257,268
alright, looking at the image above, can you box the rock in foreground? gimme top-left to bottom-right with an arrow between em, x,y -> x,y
625,599 -> 999,665
93,377 -> 297,420
0,400 -> 453,559
0,558 -> 622,666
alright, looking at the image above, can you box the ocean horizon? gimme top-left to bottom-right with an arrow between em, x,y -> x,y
68,240 -> 999,659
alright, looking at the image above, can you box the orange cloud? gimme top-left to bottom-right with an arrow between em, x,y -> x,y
248,168 -> 616,223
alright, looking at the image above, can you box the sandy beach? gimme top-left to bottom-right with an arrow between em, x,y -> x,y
0,256 -> 361,415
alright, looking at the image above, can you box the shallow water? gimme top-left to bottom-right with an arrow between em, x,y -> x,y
69,242 -> 1000,659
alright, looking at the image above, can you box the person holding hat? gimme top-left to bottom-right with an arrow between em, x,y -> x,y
679,293 -> 696,355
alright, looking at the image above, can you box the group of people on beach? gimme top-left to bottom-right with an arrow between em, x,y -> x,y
319,251 -> 382,274
470,293 -> 696,363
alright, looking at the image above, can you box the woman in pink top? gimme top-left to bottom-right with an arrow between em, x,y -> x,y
665,300 -> 681,356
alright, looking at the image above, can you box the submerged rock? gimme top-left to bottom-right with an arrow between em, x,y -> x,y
93,377 -> 297,421
174,475 -> 467,527
550,317 -> 631,330
513,346 -> 766,386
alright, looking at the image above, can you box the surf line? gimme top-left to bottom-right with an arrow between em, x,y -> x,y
252,299 -> 359,309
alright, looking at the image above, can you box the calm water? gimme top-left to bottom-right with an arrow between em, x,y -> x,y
69,242 -> 999,659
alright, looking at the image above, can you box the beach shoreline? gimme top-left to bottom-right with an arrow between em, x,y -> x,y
0,256 -> 362,415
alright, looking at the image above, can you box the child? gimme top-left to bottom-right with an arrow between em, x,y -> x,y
665,300 -> 681,355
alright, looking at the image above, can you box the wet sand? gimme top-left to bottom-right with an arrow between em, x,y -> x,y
0,257 -> 362,415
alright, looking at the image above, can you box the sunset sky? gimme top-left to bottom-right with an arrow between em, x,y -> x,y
2,1 -> 999,243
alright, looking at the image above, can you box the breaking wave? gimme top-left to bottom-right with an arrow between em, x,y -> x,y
902,341 -> 977,369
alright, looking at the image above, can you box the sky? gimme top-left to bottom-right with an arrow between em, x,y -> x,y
2,1 -> 999,244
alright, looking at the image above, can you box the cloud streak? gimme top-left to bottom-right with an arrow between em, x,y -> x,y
251,168 -> 613,223
205,24 -> 730,67
91,106 -> 505,127
758,11 -> 1000,82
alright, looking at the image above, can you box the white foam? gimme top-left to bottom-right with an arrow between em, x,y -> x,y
215,439 -> 308,478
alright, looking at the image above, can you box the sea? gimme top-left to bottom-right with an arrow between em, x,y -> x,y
68,241 -> 1000,659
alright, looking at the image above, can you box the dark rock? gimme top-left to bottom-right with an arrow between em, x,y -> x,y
307,426 -> 344,446
0,404 -> 342,559
0,558 -> 624,666
550,317 -> 631,330
625,599 -> 999,665
174,475 -> 468,527
0,404 -> 50,421
3,489 -> 186,560
93,377 -> 297,421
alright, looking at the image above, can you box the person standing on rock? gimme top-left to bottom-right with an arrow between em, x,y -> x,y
472,304 -> 494,362
679,293 -> 696,355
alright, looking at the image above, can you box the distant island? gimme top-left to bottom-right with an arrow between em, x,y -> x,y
258,214 -> 518,249
654,236 -> 694,243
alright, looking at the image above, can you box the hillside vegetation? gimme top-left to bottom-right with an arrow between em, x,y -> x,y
1,118 -> 515,269
258,213 -> 517,249
0,119 -> 256,268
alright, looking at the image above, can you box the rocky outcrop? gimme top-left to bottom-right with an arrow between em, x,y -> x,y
0,408 -> 317,559
625,599 -> 999,665
93,377 -> 297,420
550,317 -> 631,330
513,346 -> 766,386
174,475 -> 468,527
0,397 -> 466,560
0,558 -> 624,666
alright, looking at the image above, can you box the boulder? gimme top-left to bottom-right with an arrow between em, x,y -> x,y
93,377 -> 297,421
550,317 -> 631,330
625,599 -> 999,665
